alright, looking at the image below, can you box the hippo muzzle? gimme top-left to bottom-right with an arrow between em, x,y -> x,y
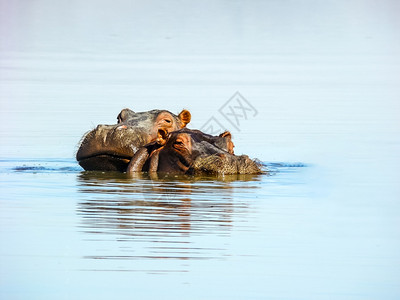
76,108 -> 191,171
76,124 -> 148,171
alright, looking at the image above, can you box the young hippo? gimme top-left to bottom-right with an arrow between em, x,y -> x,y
127,128 -> 262,175
76,108 -> 191,171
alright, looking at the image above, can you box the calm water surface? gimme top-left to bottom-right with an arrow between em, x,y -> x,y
1,156 -> 398,299
0,159 -> 312,298
1,51 -> 399,298
1,1 -> 400,298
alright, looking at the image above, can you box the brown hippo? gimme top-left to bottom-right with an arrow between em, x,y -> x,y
76,108 -> 191,171
127,128 -> 262,175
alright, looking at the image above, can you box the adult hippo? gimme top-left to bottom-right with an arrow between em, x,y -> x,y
76,108 -> 191,171
127,128 -> 262,175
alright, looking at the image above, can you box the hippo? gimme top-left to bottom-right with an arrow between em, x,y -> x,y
76,108 -> 191,171
127,128 -> 262,175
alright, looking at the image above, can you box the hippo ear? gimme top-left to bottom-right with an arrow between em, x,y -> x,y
117,108 -> 135,123
178,109 -> 191,127
219,131 -> 232,139
157,128 -> 169,145
219,131 -> 234,154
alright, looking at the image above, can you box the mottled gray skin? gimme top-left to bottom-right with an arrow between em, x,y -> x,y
127,128 -> 262,175
76,108 -> 191,171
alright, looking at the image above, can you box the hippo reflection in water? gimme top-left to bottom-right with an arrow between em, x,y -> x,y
76,108 -> 191,171
127,128 -> 262,175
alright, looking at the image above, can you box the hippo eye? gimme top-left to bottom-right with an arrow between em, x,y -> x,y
164,119 -> 172,124
174,140 -> 184,147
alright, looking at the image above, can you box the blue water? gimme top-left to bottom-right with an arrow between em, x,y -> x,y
1,0 -> 400,299
1,157 -> 399,299
0,160 -> 308,298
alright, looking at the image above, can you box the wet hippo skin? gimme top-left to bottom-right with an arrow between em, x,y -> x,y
127,128 -> 262,175
76,108 -> 191,171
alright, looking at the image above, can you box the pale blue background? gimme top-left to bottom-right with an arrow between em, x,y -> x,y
1,1 -> 399,299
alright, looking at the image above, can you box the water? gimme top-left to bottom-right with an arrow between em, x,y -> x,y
1,1 -> 400,299
0,160 -> 313,299
1,158 -> 399,299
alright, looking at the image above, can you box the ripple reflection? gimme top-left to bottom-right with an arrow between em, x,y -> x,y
76,172 -> 262,272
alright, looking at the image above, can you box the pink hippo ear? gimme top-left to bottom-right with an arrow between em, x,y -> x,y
178,109 -> 191,127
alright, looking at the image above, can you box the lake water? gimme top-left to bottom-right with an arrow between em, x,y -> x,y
1,1 -> 400,299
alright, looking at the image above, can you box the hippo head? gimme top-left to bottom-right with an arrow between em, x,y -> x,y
127,128 -> 261,175
76,108 -> 191,171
